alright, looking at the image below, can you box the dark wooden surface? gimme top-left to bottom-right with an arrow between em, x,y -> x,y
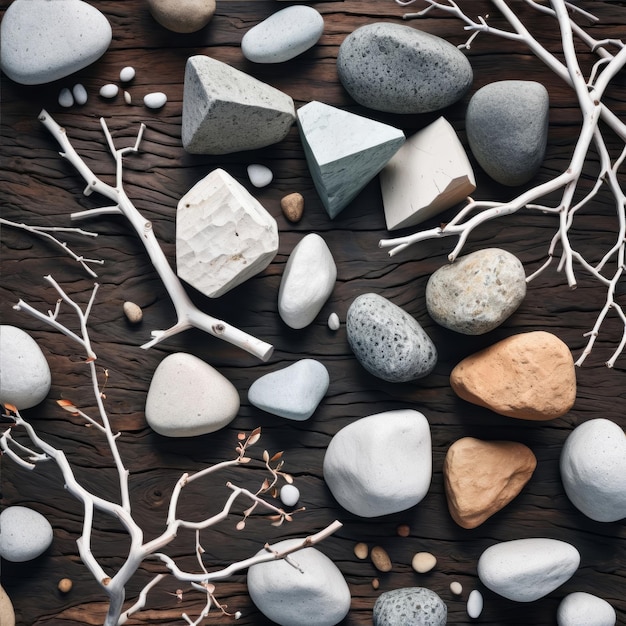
1,1 -> 625,624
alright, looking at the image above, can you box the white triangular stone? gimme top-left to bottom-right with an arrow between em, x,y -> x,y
380,117 -> 476,230
297,101 -> 405,218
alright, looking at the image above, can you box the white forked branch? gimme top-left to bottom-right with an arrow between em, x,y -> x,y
383,0 -> 626,366
38,110 -> 273,362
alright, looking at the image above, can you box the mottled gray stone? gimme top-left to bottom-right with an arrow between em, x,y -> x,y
347,293 -> 436,382
466,80 -> 549,186
373,588 -> 447,626
337,22 -> 472,114
426,248 -> 526,334
182,55 -> 296,154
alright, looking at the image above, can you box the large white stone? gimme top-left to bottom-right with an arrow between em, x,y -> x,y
0,325 -> 51,409
0,506 -> 53,562
176,168 -> 279,298
145,353 -> 240,437
247,538 -> 351,626
0,0 -> 111,85
560,418 -> 626,522
297,101 -> 405,219
182,55 -> 296,154
323,409 -> 432,517
477,538 -> 580,602
380,117 -> 476,230
557,592 -> 616,626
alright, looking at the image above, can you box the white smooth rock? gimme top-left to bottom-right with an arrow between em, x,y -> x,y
323,409 -> 432,517
0,584 -> 15,626
328,312 -> 340,331
119,66 -> 135,82
72,83 -> 88,105
477,538 -> 580,602
557,592 -> 616,626
0,506 -> 53,562
99,83 -> 119,98
176,168 -> 279,298
247,538 -> 351,626
248,359 -> 329,421
0,325 -> 51,410
242,5 -> 324,63
58,87 -> 74,108
247,164 -> 273,188
145,352 -> 240,437
144,91 -> 167,109
560,418 -> 626,522
0,0 -> 112,85
124,91 -> 132,105
467,589 -> 483,618
278,233 -> 337,329
279,484 -> 300,507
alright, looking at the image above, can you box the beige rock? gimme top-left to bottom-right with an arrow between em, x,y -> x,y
412,551 -> 436,573
280,192 -> 304,223
354,542 -> 368,559
123,301 -> 143,324
0,585 -> 15,626
444,437 -> 537,529
370,546 -> 392,572
450,331 -> 576,420
147,0 -> 216,33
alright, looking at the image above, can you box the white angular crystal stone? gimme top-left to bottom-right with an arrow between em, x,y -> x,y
380,117 -> 476,231
176,168 -> 279,298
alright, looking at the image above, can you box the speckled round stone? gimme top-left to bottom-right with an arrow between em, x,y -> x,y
337,22 -> 472,114
0,506 -> 53,562
426,248 -> 526,334
347,293 -> 437,382
373,587 -> 447,626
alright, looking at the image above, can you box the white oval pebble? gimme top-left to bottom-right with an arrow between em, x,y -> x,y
124,90 -> 132,105
144,91 -> 167,109
411,551 -> 436,573
450,581 -> 463,596
328,312 -> 340,331
99,83 -> 119,98
247,163 -> 273,188
467,589 -> 483,618
119,66 -> 135,82
58,87 -> 73,108
279,484 -> 300,507
0,506 -> 53,562
72,83 -> 88,105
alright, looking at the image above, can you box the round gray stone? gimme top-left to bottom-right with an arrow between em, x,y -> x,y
466,80 -> 549,186
373,587 -> 447,626
426,248 -> 526,334
347,293 -> 437,382
0,506 -> 53,563
337,22 -> 472,114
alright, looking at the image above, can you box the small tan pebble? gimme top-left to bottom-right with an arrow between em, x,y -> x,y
328,312 -> 340,331
450,581 -> 463,596
123,301 -> 143,324
396,523 -> 411,537
370,546 -> 392,572
411,551 -> 437,573
280,192 -> 304,223
372,578 -> 380,590
354,542 -> 368,560
58,578 -> 73,593
124,91 -> 132,105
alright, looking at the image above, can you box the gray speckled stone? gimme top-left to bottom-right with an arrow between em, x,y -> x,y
426,248 -> 526,335
0,506 -> 53,563
347,293 -> 437,382
337,22 -> 472,114
466,80 -> 549,186
373,588 -> 447,626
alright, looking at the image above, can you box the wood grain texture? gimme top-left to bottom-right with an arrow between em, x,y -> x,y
1,1 -> 625,624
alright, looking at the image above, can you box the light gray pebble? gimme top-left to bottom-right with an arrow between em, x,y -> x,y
279,484 -> 300,507
72,83 -> 88,105
0,506 -> 53,562
467,589 -> 483,619
119,65 -> 135,82
247,164 -> 273,188
124,90 -> 132,105
99,83 -> 119,98
328,312 -> 340,331
58,87 -> 73,108
123,301 -> 143,324
144,91 -> 167,109
373,587 -> 447,626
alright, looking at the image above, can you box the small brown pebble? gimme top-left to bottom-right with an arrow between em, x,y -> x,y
123,301 -> 143,324
354,542 -> 368,560
370,546 -> 392,572
396,524 -> 410,537
280,192 -> 304,223
58,578 -> 73,593
372,578 -> 380,590
411,551 -> 437,573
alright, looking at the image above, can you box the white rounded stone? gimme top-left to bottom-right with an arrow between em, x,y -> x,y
247,164 -> 273,188
467,589 -> 483,619
0,506 -> 53,562
247,538 -> 350,626
72,83 -> 88,105
58,87 -> 74,108
119,65 -> 136,82
557,592 -> 616,626
144,91 -> 167,109
278,233 -> 337,329
279,484 -> 300,507
560,418 -> 626,522
99,83 -> 119,98
0,325 -> 51,410
242,5 -> 324,64
248,359 -> 329,421
145,352 -> 240,437
323,409 -> 432,517
477,538 -> 580,602
327,312 -> 340,331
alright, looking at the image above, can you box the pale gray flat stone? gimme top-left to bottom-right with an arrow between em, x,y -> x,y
297,101 -> 404,218
0,506 -> 53,562
374,588 -> 447,626
557,592 -> 617,626
182,55 -> 296,154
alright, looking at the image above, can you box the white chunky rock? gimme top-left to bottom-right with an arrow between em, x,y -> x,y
278,233 -> 337,329
247,538 -> 351,626
145,353 -> 240,437
176,168 -> 279,298
557,592 -> 616,626
0,325 -> 51,410
323,409 -> 432,517
248,359 -> 329,420
0,506 -> 53,562
0,0 -> 112,85
477,538 -> 580,602
560,418 -> 626,522
182,55 -> 296,154
242,5 -> 324,63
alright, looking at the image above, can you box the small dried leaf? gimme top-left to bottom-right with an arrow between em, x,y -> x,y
243,505 -> 256,518
247,427 -> 262,446
237,432 -> 246,441
203,583 -> 216,594
102,577 -> 111,586
85,355 -> 96,363
239,457 -> 251,464
282,473 -> 294,484
271,487 -> 278,499
284,514 -> 293,523
260,478 -> 271,492
275,460 -> 284,471
57,399 -> 80,415
271,518 -> 284,527
262,450 -> 270,463
270,451 -> 283,462
236,520 -> 246,531
3,403 -> 17,414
